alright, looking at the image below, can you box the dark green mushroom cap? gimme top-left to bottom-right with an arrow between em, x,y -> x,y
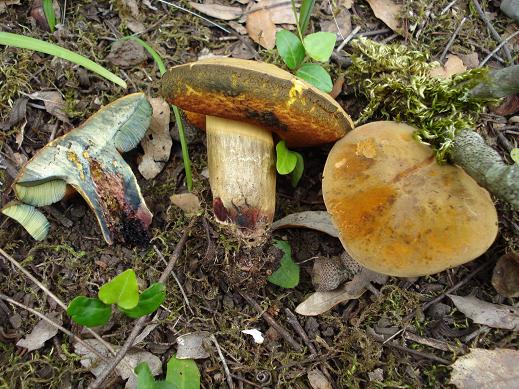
161,58 -> 354,147
13,93 -> 153,246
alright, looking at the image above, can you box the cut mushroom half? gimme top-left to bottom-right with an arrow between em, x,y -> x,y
2,202 -> 50,241
322,121 -> 498,277
161,58 -> 353,242
13,93 -> 153,245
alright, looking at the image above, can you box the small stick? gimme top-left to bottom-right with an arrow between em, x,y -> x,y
479,30 -> 519,67
0,293 -> 108,362
439,17 -> 466,62
336,26 -> 361,52
87,218 -> 196,389
241,293 -> 302,352
471,0 -> 513,63
153,246 -> 194,315
285,308 -> 317,355
210,335 -> 235,389
0,248 -> 118,356
403,332 -> 468,354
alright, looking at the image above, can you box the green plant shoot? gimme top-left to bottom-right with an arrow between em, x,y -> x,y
119,283 -> 166,318
127,36 -> 193,191
0,32 -> 126,87
268,240 -> 300,288
42,0 -> 56,32
98,269 -> 139,310
135,355 -> 201,389
67,296 -> 111,327
276,140 -> 304,187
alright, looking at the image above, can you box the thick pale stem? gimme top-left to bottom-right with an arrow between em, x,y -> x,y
206,115 -> 276,241
451,130 -> 519,210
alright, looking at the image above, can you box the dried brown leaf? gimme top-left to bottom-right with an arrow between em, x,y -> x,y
450,348 -> 519,388
28,91 -> 69,123
16,311 -> 61,352
138,97 -> 172,180
170,192 -> 201,214
107,40 -> 148,68
295,281 -> 365,316
189,2 -> 243,20
251,0 -> 295,25
492,253 -> 519,298
449,294 -> 519,330
272,211 -> 339,237
246,7 -> 276,49
366,0 -> 401,33
430,55 -> 466,79
176,331 -> 211,359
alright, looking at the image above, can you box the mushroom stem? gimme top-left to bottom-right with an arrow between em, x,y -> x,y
206,115 -> 276,241
451,130 -> 519,210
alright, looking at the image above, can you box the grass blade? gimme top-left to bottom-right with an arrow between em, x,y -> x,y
173,106 -> 193,192
42,0 -> 56,32
0,32 -> 127,88
299,0 -> 316,35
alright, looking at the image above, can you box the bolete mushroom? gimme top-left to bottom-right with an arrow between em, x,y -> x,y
12,93 -> 153,245
161,58 -> 353,241
322,121 -> 498,277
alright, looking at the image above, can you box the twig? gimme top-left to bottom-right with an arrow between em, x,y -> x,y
285,308 -> 317,355
210,335 -> 235,389
326,0 -> 345,41
241,293 -> 302,352
403,332 -> 468,354
87,218 -> 196,389
471,0 -> 513,63
153,246 -> 194,315
440,0 -> 458,15
0,248 -> 118,357
439,17 -> 466,62
336,26 -> 361,52
370,331 -> 451,365
480,30 -> 519,67
0,293 -> 108,362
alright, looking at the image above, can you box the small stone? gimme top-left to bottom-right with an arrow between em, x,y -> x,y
368,368 -> 384,382
501,0 -> 519,23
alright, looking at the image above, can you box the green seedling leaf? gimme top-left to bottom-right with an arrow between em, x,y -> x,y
67,296 -> 111,327
303,32 -> 336,62
296,63 -> 333,93
1,202 -> 49,241
120,282 -> 166,318
291,152 -> 304,187
98,269 -> 139,310
0,32 -> 126,87
275,30 -> 305,70
165,355 -> 201,389
299,0 -> 316,35
122,37 -> 166,76
42,0 -> 56,32
268,240 -> 300,288
511,148 -> 519,165
276,140 -> 298,175
135,362 -> 156,389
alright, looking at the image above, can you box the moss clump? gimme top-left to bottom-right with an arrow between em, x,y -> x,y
346,37 -> 498,162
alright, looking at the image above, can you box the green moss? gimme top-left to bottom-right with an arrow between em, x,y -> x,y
346,38 -> 499,162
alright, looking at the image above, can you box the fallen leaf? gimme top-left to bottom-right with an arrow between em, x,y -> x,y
320,8 -> 352,38
117,0 -> 145,33
492,253 -> 519,298
271,211 -> 339,237
246,4 -> 276,49
430,55 -> 466,78
366,0 -> 402,33
450,348 -> 519,389
107,40 -> 148,68
308,369 -> 332,389
330,75 -> 345,99
295,281 -> 365,316
176,331 -> 211,359
189,2 -> 242,20
0,97 -> 28,131
492,95 -> 519,116
342,0 -> 354,8
16,311 -> 61,351
251,0 -> 295,25
242,328 -> 265,344
228,20 -> 248,34
170,192 -> 201,214
74,339 -> 162,389
449,294 -> 519,330
28,91 -> 69,123
230,40 -> 257,59
138,97 -> 172,180
460,52 -> 479,69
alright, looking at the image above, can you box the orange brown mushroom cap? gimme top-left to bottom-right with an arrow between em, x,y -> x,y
322,121 -> 498,277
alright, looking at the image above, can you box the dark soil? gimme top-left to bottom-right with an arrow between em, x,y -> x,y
1,0 -> 518,388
